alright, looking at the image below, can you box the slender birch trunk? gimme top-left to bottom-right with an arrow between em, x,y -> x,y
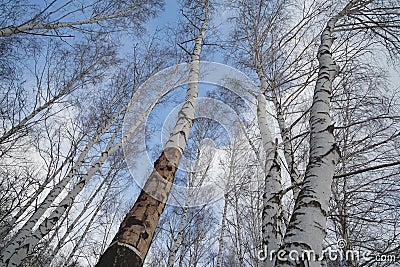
0,147 -> 75,240
46,164 -> 116,265
0,81 -> 171,266
257,92 -> 282,267
271,93 -> 301,201
216,193 -> 228,267
95,2 -> 209,266
167,206 -> 189,267
276,4 -> 354,264
0,123 -> 121,266
62,171 -> 116,267
0,106 -> 124,256
233,193 -> 244,266
0,3 -> 160,37
216,137 -> 240,267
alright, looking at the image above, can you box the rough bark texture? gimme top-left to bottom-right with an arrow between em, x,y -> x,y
96,2 -> 209,266
96,147 -> 182,266
276,10 -> 345,267
96,245 -> 144,267
257,93 -> 282,267
0,84 -> 168,266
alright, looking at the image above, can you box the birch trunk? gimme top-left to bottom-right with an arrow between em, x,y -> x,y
233,193 -> 244,266
46,164 -> 116,265
62,172 -> 115,267
0,81 -> 170,266
0,3 -> 159,37
276,9 -> 346,266
0,148 -> 75,240
0,123 -> 121,266
257,93 -> 282,267
95,2 -> 209,266
167,206 -> 189,267
216,193 -> 228,267
0,106 -> 124,257
272,94 -> 301,201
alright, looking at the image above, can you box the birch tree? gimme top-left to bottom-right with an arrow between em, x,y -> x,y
166,116 -> 219,267
96,1 -> 210,266
0,36 -> 174,266
278,0 -> 400,265
228,1 -> 322,264
0,0 -> 163,37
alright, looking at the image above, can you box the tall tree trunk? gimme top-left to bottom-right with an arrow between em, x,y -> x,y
0,147 -> 76,241
233,192 -> 244,266
95,2 -> 209,266
275,3 -> 357,264
257,93 -> 282,267
62,171 -> 116,267
0,124 -> 121,266
0,81 -> 171,266
167,205 -> 189,267
216,193 -> 228,267
271,92 -> 301,201
1,105 -> 125,254
46,164 -> 118,266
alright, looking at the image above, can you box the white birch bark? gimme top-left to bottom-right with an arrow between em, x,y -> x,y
164,23 -> 206,153
233,193 -> 244,266
216,137 -> 241,267
95,2 -> 209,266
0,89 -> 168,266
0,106 -> 124,254
45,165 -> 115,265
0,149 -> 75,240
61,172 -> 115,267
216,192 -> 229,267
272,95 -> 302,201
0,124 -> 121,266
257,93 -> 282,267
0,78 -> 175,265
276,6 -> 350,265
167,206 -> 189,267
0,3 -> 157,37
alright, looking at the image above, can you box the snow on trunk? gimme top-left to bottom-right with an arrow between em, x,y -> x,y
95,3 -> 209,267
276,14 -> 342,267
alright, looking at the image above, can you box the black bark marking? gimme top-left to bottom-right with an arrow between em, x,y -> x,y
125,217 -> 144,227
141,231 -> 149,240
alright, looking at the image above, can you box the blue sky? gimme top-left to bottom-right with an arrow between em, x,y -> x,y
147,0 -> 180,32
